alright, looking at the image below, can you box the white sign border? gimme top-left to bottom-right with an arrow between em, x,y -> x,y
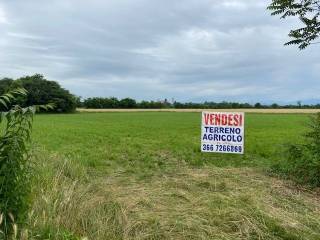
200,111 -> 245,155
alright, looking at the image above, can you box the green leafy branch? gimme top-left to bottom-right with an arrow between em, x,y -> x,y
0,88 -> 53,238
268,0 -> 320,49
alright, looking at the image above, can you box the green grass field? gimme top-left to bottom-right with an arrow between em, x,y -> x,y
27,112 -> 320,239
33,112 -> 308,169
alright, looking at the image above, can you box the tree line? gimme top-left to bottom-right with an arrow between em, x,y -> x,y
80,97 -> 320,109
1,74 -> 320,111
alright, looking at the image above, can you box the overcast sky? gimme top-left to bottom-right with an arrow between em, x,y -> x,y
0,0 -> 319,103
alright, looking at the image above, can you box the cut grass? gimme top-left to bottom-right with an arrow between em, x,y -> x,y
25,112 -> 320,239
28,149 -> 320,240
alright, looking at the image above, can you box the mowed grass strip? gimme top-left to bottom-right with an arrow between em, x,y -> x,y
27,112 -> 320,239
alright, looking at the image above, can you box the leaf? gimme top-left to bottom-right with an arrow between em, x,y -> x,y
0,99 -> 8,109
1,95 -> 10,103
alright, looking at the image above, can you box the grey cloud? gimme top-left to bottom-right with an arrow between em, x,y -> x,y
0,0 -> 319,103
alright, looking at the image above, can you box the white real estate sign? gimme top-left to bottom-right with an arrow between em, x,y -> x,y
201,112 -> 245,154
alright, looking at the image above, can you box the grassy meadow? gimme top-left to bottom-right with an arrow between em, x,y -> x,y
26,112 -> 320,239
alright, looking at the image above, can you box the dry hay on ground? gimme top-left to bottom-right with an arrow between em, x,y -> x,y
31,154 -> 320,240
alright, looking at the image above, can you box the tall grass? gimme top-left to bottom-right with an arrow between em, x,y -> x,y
272,113 -> 320,186
28,149 -> 125,239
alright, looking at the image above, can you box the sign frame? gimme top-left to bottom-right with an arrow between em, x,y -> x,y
201,111 -> 245,154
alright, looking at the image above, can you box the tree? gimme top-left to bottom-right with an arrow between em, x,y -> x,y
254,102 -> 262,108
297,100 -> 302,108
268,0 -> 320,49
119,98 -> 137,108
0,78 -> 14,95
83,97 -> 120,109
0,74 -> 77,113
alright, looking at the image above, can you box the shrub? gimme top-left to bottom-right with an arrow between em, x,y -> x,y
0,88 -> 52,238
272,113 -> 320,186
